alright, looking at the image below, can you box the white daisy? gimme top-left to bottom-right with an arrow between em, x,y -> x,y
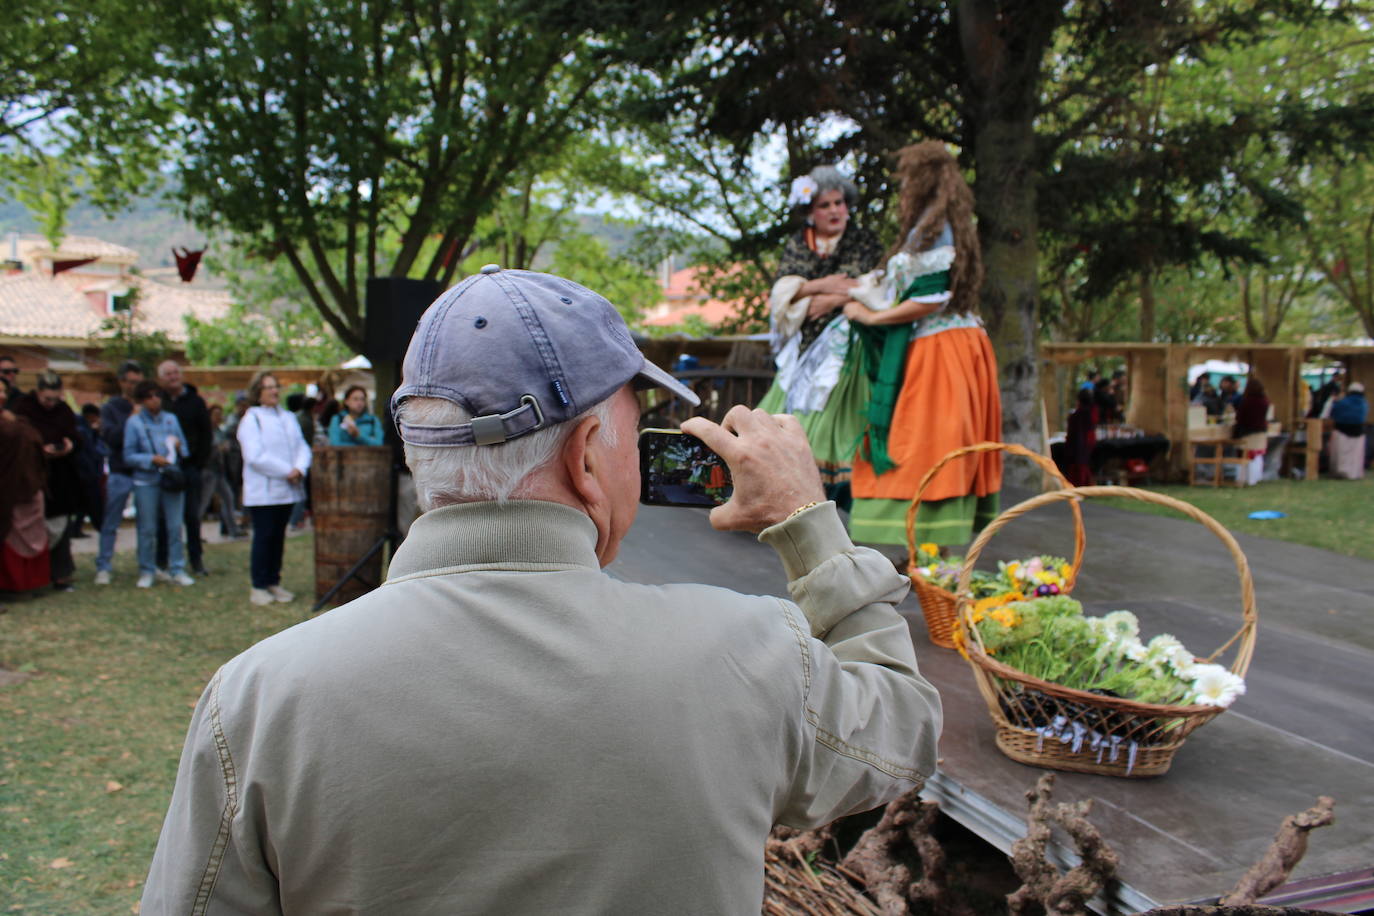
1189,664 -> 1246,708
1121,638 -> 1148,663
1102,610 -> 1140,641
1166,646 -> 1197,675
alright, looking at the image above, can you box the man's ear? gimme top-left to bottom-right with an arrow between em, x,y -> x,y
560,413 -> 605,508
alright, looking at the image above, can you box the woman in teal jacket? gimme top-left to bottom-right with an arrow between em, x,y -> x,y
327,386 -> 385,447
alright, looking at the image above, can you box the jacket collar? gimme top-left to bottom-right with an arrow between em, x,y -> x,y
385,500 -> 601,582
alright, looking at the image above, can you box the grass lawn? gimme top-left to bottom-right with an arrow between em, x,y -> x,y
1,534 -> 314,915
1089,475 -> 1374,562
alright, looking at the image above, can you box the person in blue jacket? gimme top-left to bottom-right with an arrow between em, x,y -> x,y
327,385 -> 385,447
123,380 -> 194,589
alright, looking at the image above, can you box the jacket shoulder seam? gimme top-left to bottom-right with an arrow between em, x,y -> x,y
191,669 -> 239,915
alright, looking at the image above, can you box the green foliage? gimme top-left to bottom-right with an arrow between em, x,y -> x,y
154,0 -> 686,351
185,241 -> 352,366
183,302 -> 351,367
1039,9 -> 1374,343
974,599 -> 1198,706
548,232 -> 660,325
89,290 -> 174,369
0,0 -> 172,232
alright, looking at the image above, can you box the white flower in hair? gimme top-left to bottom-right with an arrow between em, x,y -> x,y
788,176 -> 819,207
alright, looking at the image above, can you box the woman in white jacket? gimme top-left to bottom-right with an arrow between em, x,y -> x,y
238,371 -> 312,605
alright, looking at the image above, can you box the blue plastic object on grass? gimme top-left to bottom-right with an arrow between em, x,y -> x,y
1248,510 -> 1287,520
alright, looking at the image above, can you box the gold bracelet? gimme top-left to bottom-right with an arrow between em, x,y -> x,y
785,501 -> 822,522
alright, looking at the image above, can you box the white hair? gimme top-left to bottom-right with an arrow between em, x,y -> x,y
397,396 -> 622,510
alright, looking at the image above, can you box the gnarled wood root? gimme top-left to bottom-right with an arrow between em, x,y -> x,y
1007,773 -> 1120,916
1219,796 -> 1335,906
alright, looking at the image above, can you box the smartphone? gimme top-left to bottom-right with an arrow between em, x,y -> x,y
639,428 -> 733,508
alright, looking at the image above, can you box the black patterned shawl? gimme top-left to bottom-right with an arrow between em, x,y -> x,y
776,225 -> 884,353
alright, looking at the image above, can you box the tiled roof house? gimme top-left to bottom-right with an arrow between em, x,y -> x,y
0,233 -> 230,371
640,263 -> 752,330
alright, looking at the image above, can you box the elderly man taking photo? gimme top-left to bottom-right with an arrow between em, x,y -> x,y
141,267 -> 941,914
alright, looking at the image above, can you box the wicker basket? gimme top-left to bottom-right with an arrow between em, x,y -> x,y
955,486 -> 1258,778
906,442 -> 1085,648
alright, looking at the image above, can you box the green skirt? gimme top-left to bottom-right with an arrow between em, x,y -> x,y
757,359 -> 870,467
848,491 -> 1001,547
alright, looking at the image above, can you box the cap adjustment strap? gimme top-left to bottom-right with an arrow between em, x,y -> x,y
399,394 -> 545,447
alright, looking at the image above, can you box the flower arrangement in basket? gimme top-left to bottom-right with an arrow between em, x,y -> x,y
912,548 -> 1073,602
954,486 -> 1258,778
907,441 -> 1084,649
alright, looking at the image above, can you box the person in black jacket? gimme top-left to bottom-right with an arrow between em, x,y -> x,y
154,360 -> 213,577
95,360 -> 144,585
74,403 -> 110,537
0,354 -> 22,402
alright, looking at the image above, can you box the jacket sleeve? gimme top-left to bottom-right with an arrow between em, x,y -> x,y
238,410 -> 294,479
170,415 -> 190,460
99,402 -> 123,455
124,416 -> 156,471
292,413 -> 313,472
141,670 -> 282,914
359,414 -> 385,446
326,413 -> 348,446
758,501 -> 942,829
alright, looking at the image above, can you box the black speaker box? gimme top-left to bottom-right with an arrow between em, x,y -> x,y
363,277 -> 444,362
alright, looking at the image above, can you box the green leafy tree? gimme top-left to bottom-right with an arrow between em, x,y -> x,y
155,0 -> 686,353
1,0 -> 170,240
649,0 -> 1374,457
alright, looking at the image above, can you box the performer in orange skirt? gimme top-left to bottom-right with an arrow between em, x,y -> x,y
842,142 -> 1002,546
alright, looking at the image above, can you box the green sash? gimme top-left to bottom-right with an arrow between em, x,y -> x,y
851,268 -> 951,475
900,269 -> 950,301
852,323 -> 909,475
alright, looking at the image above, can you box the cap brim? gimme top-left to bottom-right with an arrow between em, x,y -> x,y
636,358 -> 701,407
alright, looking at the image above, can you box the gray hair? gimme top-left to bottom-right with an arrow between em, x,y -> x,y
803,165 -> 859,211
398,396 -> 622,510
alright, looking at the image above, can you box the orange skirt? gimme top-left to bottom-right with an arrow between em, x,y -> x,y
851,326 -> 1002,502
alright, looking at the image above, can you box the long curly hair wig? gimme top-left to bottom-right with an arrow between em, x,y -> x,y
888,142 -> 984,316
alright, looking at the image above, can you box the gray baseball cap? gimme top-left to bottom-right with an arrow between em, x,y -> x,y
392,266 -> 699,446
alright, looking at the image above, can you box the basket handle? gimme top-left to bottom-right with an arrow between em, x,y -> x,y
905,441 -> 1085,589
955,486 -> 1257,678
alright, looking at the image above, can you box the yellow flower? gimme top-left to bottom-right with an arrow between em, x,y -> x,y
989,606 -> 1021,628
919,542 -> 939,558
972,590 -> 1025,623
1059,563 -> 1073,580
1006,561 -> 1021,580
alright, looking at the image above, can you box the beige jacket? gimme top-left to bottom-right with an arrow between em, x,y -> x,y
141,500 -> 941,915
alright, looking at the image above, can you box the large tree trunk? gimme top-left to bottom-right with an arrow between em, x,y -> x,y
975,119 -> 1042,475
1139,267 -> 1157,342
960,0 -> 1061,486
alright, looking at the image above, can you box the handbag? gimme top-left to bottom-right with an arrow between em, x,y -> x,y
142,422 -> 188,492
158,464 -> 188,492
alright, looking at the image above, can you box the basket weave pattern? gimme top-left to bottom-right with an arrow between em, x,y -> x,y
955,486 -> 1258,778
905,442 -> 1084,649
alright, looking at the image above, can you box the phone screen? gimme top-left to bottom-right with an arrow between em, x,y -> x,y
639,429 -> 733,507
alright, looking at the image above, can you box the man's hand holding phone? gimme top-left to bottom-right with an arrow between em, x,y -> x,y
681,407 -> 825,534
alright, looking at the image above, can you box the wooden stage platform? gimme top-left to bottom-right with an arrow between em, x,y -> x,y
608,494 -> 1374,913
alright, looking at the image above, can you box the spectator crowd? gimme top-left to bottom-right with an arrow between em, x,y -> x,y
0,355 -> 385,611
